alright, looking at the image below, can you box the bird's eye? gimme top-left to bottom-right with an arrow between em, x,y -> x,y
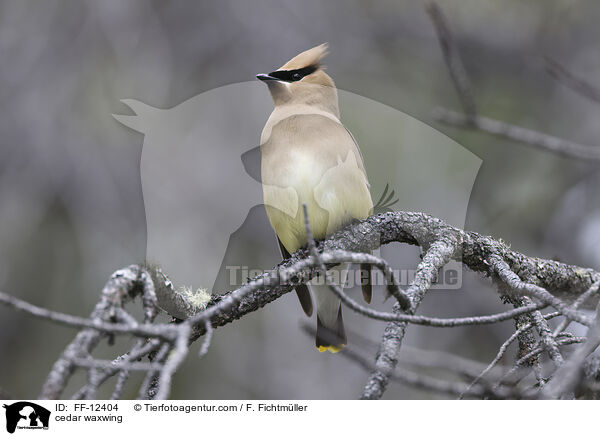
292,73 -> 302,81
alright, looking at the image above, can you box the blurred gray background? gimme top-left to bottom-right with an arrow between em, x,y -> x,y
1,0 -> 599,399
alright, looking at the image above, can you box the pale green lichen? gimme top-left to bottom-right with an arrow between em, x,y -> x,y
575,268 -> 588,279
180,286 -> 211,312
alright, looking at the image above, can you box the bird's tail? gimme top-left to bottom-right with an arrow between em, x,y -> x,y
316,303 -> 346,353
312,264 -> 348,353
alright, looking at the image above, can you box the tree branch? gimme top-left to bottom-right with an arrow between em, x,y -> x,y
1,210 -> 596,399
426,1 -> 477,120
545,57 -> 600,105
432,107 -> 600,162
361,236 -> 459,399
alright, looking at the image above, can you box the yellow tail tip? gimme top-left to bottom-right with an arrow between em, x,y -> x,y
317,345 -> 345,353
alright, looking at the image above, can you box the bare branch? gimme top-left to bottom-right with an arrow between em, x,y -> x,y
70,358 -> 162,372
425,3 -> 600,164
542,302 -> 600,398
545,57 -> 600,105
39,265 -> 159,400
343,343 -> 528,399
490,254 -> 593,326
306,323 -> 507,381
0,291 -> 175,341
426,1 -> 477,119
155,324 -> 192,400
432,107 -> 600,162
71,339 -> 162,400
526,300 -> 563,366
139,343 -> 171,400
497,336 -> 586,388
554,281 -> 600,336
361,236 -> 459,399
316,250 -> 411,310
460,311 -> 562,398
312,271 -> 546,326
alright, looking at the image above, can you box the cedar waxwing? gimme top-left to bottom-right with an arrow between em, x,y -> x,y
257,44 -> 374,352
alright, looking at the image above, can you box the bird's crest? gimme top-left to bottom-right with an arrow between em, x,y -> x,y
279,43 -> 329,71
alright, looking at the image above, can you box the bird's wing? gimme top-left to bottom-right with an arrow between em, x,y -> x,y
343,125 -> 370,184
343,125 -> 374,304
277,236 -> 313,317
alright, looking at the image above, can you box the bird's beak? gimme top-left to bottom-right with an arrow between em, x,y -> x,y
256,73 -> 277,82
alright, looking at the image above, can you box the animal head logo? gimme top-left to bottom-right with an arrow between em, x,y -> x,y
3,402 -> 50,433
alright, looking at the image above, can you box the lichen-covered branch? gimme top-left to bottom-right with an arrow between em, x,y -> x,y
37,265 -> 161,400
361,236 -> 459,399
2,210 -> 599,400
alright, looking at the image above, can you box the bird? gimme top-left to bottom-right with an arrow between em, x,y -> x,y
257,43 -> 374,353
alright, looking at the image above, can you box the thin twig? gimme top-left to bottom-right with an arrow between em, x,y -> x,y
70,358 -> 163,371
314,249 -> 411,310
459,311 -> 562,399
490,255 -> 592,326
432,107 -> 600,162
0,291 -> 175,341
155,324 -> 192,400
542,302 -> 600,398
323,274 -> 546,326
497,337 -> 586,388
71,339 -> 161,400
304,323 -> 507,381
554,280 -> 600,336
426,1 -> 477,120
344,343 -> 527,399
139,343 -> 171,400
198,319 -> 213,359
545,57 -> 600,105
39,266 -> 154,400
524,296 -> 564,366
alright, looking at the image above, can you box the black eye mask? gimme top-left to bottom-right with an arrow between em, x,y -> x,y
268,65 -> 318,82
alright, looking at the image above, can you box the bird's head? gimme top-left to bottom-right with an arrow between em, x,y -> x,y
256,43 -> 338,116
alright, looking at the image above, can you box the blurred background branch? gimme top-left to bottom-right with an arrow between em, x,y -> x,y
425,1 -> 478,121
545,57 -> 600,105
432,108 -> 600,162
428,1 -> 600,163
2,0 -> 600,399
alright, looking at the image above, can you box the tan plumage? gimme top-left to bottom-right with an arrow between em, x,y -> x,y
258,44 -> 373,352
279,42 -> 329,71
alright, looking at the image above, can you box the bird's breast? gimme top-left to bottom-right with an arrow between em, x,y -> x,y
260,113 -> 373,253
